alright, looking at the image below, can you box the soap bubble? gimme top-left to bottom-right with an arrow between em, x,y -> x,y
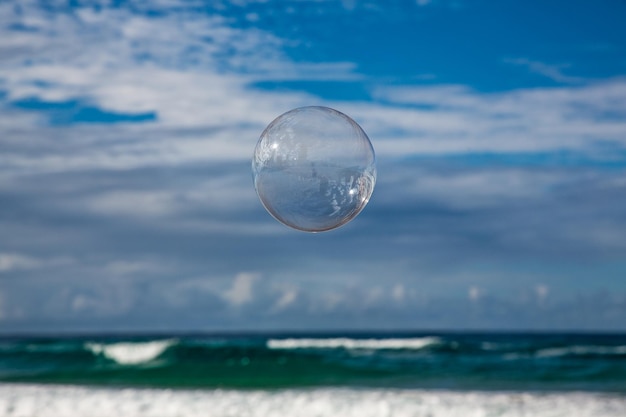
252,106 -> 376,232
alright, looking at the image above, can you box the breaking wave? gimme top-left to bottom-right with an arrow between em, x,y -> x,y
267,337 -> 441,350
2,333 -> 626,391
85,339 -> 177,365
535,345 -> 626,358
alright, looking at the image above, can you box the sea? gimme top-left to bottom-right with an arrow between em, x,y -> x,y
1,332 -> 626,417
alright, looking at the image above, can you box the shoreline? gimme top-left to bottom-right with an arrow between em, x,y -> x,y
2,383 -> 626,417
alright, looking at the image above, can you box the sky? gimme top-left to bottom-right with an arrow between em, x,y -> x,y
1,0 -> 626,334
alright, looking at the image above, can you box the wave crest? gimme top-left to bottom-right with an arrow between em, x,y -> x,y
267,337 -> 440,350
535,345 -> 626,358
85,339 -> 177,365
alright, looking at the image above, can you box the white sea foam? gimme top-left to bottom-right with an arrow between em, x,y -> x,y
535,345 -> 626,358
85,339 -> 177,365
1,384 -> 626,417
267,337 -> 440,350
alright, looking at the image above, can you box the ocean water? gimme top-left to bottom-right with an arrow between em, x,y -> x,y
1,333 -> 626,416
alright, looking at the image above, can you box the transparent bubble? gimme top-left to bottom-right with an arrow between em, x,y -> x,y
252,106 -> 376,232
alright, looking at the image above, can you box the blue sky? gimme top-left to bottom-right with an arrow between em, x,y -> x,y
1,0 -> 626,333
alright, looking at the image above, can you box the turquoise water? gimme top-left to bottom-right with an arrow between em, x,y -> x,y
1,332 -> 625,392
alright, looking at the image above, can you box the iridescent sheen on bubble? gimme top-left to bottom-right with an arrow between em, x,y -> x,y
252,106 -> 376,232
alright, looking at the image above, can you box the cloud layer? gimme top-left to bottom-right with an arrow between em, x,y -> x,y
1,0 -> 625,333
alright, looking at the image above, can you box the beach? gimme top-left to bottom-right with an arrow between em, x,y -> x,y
2,384 -> 626,417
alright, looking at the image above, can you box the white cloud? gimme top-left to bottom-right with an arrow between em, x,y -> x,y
0,1 -> 351,187
504,58 -> 585,84
310,291 -> 344,313
392,284 -> 405,302
0,0 -> 625,332
271,287 -> 299,312
223,272 -> 259,306
367,79 -> 626,156
535,284 -> 549,300
1,0 -> 625,189
0,253 -> 41,272
406,169 -> 561,208
468,286 -> 481,302
85,190 -> 179,217
0,253 -> 73,273
0,0 -> 356,129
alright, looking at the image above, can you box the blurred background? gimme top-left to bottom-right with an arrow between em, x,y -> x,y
1,0 -> 626,334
